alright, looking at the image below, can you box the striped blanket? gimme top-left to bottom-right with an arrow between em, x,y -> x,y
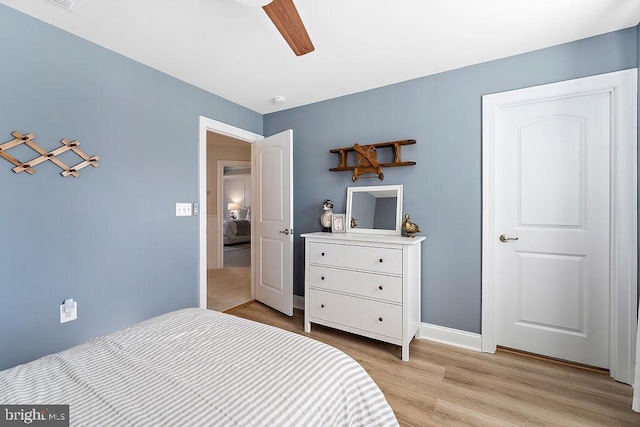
0,308 -> 398,426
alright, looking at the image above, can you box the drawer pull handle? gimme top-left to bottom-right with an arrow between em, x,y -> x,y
379,258 -> 383,263
321,276 -> 325,280
321,252 -> 325,256
378,285 -> 383,290
379,317 -> 383,322
321,304 -> 325,308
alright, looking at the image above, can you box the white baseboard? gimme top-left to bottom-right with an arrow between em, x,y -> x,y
293,296 -> 480,352
420,322 -> 482,352
293,295 -> 305,311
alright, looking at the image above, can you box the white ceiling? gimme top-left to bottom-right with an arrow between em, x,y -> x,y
2,0 -> 640,114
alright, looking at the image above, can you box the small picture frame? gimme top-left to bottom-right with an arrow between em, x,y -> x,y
331,213 -> 346,233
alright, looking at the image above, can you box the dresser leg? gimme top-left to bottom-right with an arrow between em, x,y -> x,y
401,345 -> 409,362
304,320 -> 311,333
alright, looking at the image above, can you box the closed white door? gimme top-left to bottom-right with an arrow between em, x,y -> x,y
254,130 -> 294,316
494,90 -> 611,368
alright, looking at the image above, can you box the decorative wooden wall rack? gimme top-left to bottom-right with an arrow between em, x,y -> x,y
0,131 -> 99,177
329,139 -> 416,181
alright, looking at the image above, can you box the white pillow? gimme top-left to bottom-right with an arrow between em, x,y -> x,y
237,208 -> 249,220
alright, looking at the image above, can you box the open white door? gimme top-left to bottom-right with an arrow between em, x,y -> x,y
254,130 -> 293,316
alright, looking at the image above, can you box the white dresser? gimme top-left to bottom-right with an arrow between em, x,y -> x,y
301,232 -> 425,361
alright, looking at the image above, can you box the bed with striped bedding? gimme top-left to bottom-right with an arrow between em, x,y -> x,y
0,308 -> 398,426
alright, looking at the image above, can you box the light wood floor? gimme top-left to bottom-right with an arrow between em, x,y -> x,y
226,302 -> 640,426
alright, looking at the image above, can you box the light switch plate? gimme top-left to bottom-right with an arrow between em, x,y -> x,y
175,203 -> 192,216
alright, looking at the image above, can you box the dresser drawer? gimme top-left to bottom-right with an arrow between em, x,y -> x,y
308,289 -> 402,339
308,242 -> 402,275
309,265 -> 402,303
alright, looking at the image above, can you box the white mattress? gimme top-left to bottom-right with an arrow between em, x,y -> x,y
0,308 -> 398,426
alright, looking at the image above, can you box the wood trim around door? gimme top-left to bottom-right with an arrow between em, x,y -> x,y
481,69 -> 638,385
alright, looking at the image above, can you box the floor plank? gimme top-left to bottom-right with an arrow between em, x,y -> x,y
226,302 -> 640,426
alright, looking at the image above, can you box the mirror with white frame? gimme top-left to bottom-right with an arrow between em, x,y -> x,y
346,185 -> 403,235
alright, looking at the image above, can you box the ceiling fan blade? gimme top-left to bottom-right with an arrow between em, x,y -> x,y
263,0 -> 314,56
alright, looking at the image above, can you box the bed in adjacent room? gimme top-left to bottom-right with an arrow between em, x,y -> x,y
0,308 -> 398,426
223,218 -> 251,246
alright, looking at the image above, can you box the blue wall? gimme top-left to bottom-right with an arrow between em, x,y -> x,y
265,27 -> 638,334
2,3 -> 637,370
0,5 -> 261,370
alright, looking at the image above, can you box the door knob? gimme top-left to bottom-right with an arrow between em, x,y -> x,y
499,234 -> 519,242
279,229 -> 291,235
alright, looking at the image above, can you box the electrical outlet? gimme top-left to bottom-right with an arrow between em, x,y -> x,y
175,203 -> 192,216
60,299 -> 77,323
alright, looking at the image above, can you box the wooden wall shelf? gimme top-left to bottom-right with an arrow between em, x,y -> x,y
329,139 -> 416,181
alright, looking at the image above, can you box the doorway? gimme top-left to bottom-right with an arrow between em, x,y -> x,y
198,117 -> 295,317
217,160 -> 252,268
208,152 -> 252,312
198,117 -> 262,313
481,69 -> 637,384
